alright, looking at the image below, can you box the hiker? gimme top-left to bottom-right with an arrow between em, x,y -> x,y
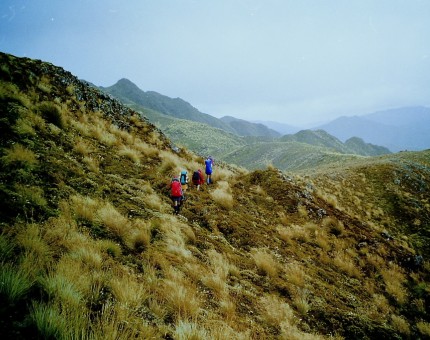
170,176 -> 184,215
192,169 -> 205,190
179,170 -> 189,192
205,156 -> 214,184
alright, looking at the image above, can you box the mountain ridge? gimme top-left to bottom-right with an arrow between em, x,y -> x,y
316,107 -> 430,151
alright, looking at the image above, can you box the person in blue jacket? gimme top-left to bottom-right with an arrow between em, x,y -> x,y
204,156 -> 214,184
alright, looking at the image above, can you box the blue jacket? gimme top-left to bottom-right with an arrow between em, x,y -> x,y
205,158 -> 213,174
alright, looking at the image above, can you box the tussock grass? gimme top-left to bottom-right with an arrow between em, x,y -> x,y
381,264 -> 408,304
110,272 -> 148,308
142,192 -> 165,211
134,138 -> 159,158
314,229 -> 331,251
40,271 -> 83,308
322,216 -> 345,236
162,268 -> 202,320
0,233 -> 14,260
0,263 -> 34,302
96,202 -> 131,240
417,321 -> 430,337
16,223 -> 53,270
14,115 -> 37,136
93,122 -> 118,146
277,224 -> 311,244
2,143 -> 38,167
210,181 -> 234,209
73,138 -> 93,156
259,294 -> 296,328
30,302 -> 66,339
174,320 -> 209,340
251,248 -> 279,277
37,102 -> 64,128
126,219 -> 151,251
391,314 -> 410,336
212,166 -> 236,182
118,145 -> 141,164
284,261 -> 306,287
293,294 -> 310,316
97,239 -> 122,257
332,250 -> 361,278
109,124 -> 134,145
159,150 -> 184,175
71,194 -> 100,222
82,155 -> 99,172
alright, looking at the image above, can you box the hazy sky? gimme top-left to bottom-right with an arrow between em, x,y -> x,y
1,0 -> 429,126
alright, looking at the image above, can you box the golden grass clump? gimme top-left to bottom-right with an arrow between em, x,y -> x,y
82,156 -> 99,172
142,192 -> 165,212
161,267 -> 202,320
277,224 -> 311,244
110,273 -> 148,309
417,321 -> 430,337
390,314 -> 410,336
70,195 -> 99,222
96,202 -> 131,240
322,216 -> 345,236
16,223 -> 52,271
259,294 -> 296,328
292,289 -> 310,316
126,219 -> 151,251
73,138 -> 93,156
284,261 -> 306,288
174,320 -> 209,340
118,145 -> 141,164
251,248 -> 279,277
40,271 -> 84,308
381,264 -> 408,304
159,150 -> 183,175
314,229 -> 331,251
210,181 -> 234,210
154,215 -> 193,260
70,119 -> 91,137
212,166 -> 235,182
297,204 -> 308,218
109,124 -> 134,145
92,122 -> 117,146
332,250 -> 361,278
134,139 -> 159,158
2,143 -> 38,167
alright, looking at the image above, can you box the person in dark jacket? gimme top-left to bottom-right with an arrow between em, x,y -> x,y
192,169 -> 205,191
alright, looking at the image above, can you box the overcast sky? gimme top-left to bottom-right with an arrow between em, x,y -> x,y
1,0 -> 429,126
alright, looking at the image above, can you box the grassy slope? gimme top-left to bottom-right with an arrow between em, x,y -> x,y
1,52 -> 430,339
222,141 -> 363,171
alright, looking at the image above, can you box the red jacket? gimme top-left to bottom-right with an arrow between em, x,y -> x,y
171,179 -> 183,197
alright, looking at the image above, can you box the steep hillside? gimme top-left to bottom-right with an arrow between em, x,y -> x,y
253,119 -> 300,135
1,52 -> 430,339
222,141 -> 363,171
345,137 -> 391,156
281,130 -> 390,156
101,78 -> 235,133
220,116 -> 280,137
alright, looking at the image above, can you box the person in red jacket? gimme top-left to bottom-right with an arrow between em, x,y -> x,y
191,169 -> 205,191
170,177 -> 183,214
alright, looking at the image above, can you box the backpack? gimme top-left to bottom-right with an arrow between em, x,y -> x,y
171,180 -> 182,197
192,171 -> 200,181
180,171 -> 187,185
